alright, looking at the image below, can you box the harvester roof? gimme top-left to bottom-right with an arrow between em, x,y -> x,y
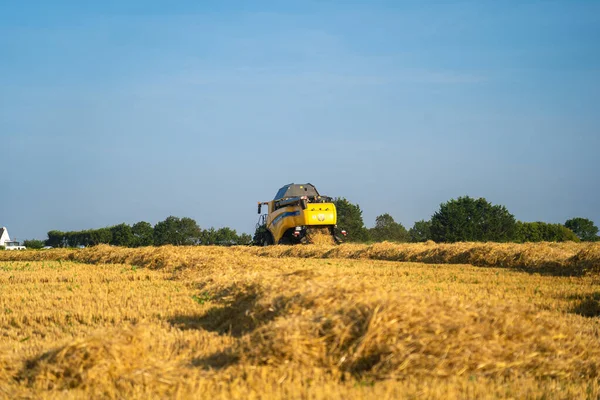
273,183 -> 320,200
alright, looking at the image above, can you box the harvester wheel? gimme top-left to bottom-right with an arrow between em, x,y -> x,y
278,237 -> 292,245
253,225 -> 274,246
263,233 -> 274,246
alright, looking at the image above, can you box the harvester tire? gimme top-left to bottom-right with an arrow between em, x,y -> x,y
278,236 -> 292,245
263,232 -> 274,246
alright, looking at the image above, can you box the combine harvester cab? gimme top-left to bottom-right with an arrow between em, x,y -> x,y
255,183 -> 346,245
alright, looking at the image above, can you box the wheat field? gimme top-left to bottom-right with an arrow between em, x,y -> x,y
1,243 -> 599,399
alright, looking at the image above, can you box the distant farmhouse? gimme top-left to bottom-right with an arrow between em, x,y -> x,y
0,227 -> 26,250
0,227 -> 10,247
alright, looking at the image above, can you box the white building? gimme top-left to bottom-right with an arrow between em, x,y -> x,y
0,227 -> 26,250
0,227 -> 10,247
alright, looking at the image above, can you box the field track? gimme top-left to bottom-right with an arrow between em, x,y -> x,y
1,243 -> 599,399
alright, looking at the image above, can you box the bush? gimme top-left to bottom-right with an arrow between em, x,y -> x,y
45,220 -> 252,248
515,222 -> 579,243
23,239 -> 45,249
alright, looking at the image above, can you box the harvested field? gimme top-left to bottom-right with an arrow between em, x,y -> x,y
2,241 -> 599,276
1,244 -> 599,398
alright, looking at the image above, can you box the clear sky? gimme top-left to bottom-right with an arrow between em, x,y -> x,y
1,0 -> 599,240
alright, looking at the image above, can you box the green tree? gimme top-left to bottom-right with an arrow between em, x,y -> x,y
23,239 -> 45,249
153,216 -> 202,246
514,221 -> 543,242
46,230 -> 65,248
110,223 -> 134,247
237,233 -> 252,245
333,198 -> 370,242
201,227 -> 252,245
564,218 -> 599,242
66,231 -> 82,247
88,228 -> 112,246
430,196 -> 516,243
132,221 -> 154,247
409,220 -> 432,242
369,213 -> 409,242
200,227 -> 218,245
214,227 -> 239,245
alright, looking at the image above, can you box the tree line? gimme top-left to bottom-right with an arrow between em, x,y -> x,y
334,196 -> 599,244
33,216 -> 252,249
20,196 -> 599,248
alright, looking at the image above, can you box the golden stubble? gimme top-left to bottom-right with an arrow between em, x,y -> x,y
0,244 -> 599,399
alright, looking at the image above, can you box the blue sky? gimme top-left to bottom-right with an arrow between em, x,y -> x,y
1,0 -> 599,240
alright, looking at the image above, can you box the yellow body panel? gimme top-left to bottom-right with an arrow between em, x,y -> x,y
266,202 -> 337,243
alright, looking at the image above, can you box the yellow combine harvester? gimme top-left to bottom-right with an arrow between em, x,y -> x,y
254,183 -> 346,245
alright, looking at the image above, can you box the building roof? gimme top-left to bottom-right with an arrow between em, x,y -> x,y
0,227 -> 9,244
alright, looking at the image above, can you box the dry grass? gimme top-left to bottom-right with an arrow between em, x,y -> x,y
0,244 -> 599,398
2,241 -> 599,276
247,241 -> 600,276
305,227 -> 336,245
